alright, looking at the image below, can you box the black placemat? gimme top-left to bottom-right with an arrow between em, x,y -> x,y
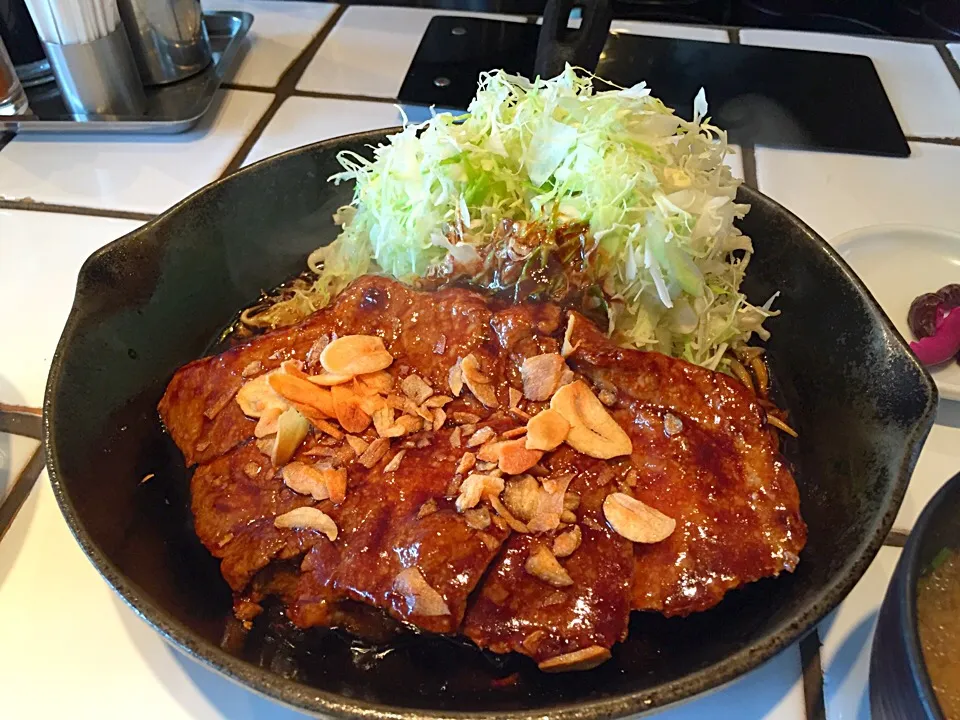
399,16 -> 909,156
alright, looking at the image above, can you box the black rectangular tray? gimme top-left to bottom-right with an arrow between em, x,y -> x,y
399,16 -> 909,156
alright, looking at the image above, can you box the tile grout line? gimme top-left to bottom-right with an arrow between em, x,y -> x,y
904,135 -> 960,146
883,530 -> 908,547
219,82 -> 277,94
219,4 -> 348,178
292,89 -> 398,104
800,629 -> 828,720
0,199 -> 155,221
728,27 -> 740,44
936,43 -> 960,93
0,444 -> 44,542
740,144 -> 758,189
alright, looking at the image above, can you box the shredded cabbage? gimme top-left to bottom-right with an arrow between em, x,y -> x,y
310,67 -> 777,368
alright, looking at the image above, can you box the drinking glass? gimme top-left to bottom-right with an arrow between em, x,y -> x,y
0,35 -> 28,115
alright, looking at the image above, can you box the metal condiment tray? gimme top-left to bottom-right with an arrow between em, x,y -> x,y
0,11 -> 252,135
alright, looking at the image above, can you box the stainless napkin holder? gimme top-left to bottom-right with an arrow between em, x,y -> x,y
43,25 -> 146,117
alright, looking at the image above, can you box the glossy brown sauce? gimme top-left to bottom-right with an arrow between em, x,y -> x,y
163,274 -> 802,697
918,549 -> 960,719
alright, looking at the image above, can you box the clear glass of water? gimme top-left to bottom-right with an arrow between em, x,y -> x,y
0,36 -> 28,116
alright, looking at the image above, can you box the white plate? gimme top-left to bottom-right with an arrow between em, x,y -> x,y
833,225 -> 960,401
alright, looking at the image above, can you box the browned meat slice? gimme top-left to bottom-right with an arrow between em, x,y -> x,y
563,312 -> 807,617
160,274 -> 806,672
289,424 -> 512,634
462,451 -> 635,668
159,276 -> 500,466
190,439 -> 328,591
169,276 -> 516,634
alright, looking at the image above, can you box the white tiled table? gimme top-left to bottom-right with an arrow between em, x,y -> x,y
1,4 -> 959,719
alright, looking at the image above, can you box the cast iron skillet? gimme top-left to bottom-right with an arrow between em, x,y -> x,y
45,129 -> 936,719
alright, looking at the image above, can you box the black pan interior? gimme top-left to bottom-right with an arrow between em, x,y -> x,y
44,130 -> 936,719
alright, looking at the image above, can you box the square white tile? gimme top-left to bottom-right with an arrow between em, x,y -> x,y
894,401 -> 960,533
0,210 -> 143,407
610,19 -> 729,43
244,96 -> 402,166
298,6 -> 523,99
819,545 -> 901,720
950,43 -> 960,70
741,30 -> 960,138
754,142 -> 960,241
0,90 -> 271,215
202,0 -> 338,88
650,644 -> 806,720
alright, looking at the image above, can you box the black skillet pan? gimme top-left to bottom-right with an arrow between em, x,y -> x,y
43,127 -> 936,719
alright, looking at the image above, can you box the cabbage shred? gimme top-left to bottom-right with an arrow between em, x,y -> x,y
309,67 -> 777,369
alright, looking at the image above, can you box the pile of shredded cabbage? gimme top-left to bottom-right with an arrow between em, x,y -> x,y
304,66 -> 778,369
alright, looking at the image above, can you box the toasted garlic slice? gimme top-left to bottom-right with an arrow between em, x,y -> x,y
320,335 -> 393,376
274,506 -> 338,541
357,370 -> 393,395
552,526 -> 582,558
525,408 -> 570,451
372,406 -> 395,437
268,372 -> 336,417
463,506 -> 491,530
282,462 -> 330,501
527,474 -> 574,534
466,426 -> 497,448
550,381 -> 632,459
503,475 -> 540,523
282,463 -> 347,503
237,372 -> 288,418
476,441 -> 503,463
270,407 -> 309,466
448,362 -> 464,397
345,435 -> 369,455
521,353 -> 566,402
358,437 -> 390,468
603,492 -> 676,543
461,354 -> 498,407
538,646 -> 611,673
241,360 -> 263,378
524,545 -> 573,587
456,473 -> 505,512
560,314 -> 581,359
254,406 -> 283,438
392,414 -> 422,435
497,438 -> 543,476
307,372 -> 354,386
401,374 -> 434,405
331,384 -> 371,434
383,449 -> 406,473
423,394 -> 452,409
456,451 -> 477,475
394,568 -> 450,617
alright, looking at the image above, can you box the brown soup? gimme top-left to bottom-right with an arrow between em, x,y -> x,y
918,549 -> 960,719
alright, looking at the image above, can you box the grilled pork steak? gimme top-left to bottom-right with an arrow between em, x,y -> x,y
159,275 -> 806,671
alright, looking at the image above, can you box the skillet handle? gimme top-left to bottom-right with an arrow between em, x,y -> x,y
535,0 -> 613,79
